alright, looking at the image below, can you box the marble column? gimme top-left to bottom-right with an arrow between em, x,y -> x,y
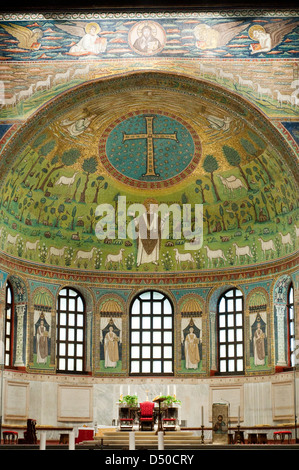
86,310 -> 92,372
210,311 -> 217,370
14,303 -> 25,367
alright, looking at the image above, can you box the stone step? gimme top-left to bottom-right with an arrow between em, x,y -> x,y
97,435 -> 198,442
100,437 -> 201,441
82,439 -> 204,448
97,436 -> 201,443
87,430 -> 203,448
100,431 -> 195,437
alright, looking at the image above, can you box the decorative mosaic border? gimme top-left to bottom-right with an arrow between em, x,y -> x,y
0,249 -> 297,287
1,10 -> 299,20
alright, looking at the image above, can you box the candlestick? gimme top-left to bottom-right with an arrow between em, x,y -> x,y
201,406 -> 204,426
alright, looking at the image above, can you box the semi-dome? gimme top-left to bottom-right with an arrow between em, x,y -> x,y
0,72 -> 297,278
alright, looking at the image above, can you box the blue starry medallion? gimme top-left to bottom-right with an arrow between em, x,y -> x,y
100,110 -> 201,189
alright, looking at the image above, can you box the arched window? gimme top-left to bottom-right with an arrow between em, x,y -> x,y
217,288 -> 244,375
56,287 -> 85,373
130,290 -> 174,376
287,283 -> 295,367
4,281 -> 13,367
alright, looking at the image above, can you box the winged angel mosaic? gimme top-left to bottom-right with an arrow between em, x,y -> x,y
0,17 -> 298,59
55,21 -> 107,55
193,20 -> 250,50
193,18 -> 298,54
248,19 -> 299,54
0,23 -> 43,50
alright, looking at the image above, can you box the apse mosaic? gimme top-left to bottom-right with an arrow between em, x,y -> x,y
0,73 -> 297,275
0,10 -> 298,280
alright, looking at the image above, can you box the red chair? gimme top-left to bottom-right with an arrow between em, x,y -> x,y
139,402 -> 155,431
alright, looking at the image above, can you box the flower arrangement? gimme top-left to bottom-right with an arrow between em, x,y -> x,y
119,394 -> 138,407
159,395 -> 181,406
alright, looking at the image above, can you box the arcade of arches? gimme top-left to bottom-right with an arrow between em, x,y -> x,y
0,5 -> 298,444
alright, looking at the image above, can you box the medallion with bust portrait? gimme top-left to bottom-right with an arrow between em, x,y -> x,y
128,21 -> 166,56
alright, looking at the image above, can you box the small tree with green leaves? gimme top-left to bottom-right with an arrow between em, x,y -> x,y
39,148 -> 81,191
222,145 -> 251,190
203,154 -> 221,201
71,206 -> 77,230
92,176 -> 106,204
72,177 -> 81,202
80,156 -> 98,203
227,202 -> 241,229
55,204 -> 65,228
195,179 -> 209,203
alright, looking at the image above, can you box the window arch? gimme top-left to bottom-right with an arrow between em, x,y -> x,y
4,281 -> 14,367
130,290 -> 174,376
56,287 -> 86,373
217,288 -> 244,375
287,283 -> 295,367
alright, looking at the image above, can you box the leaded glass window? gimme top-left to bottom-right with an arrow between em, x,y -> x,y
218,288 -> 244,374
130,291 -> 174,376
56,287 -> 85,373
